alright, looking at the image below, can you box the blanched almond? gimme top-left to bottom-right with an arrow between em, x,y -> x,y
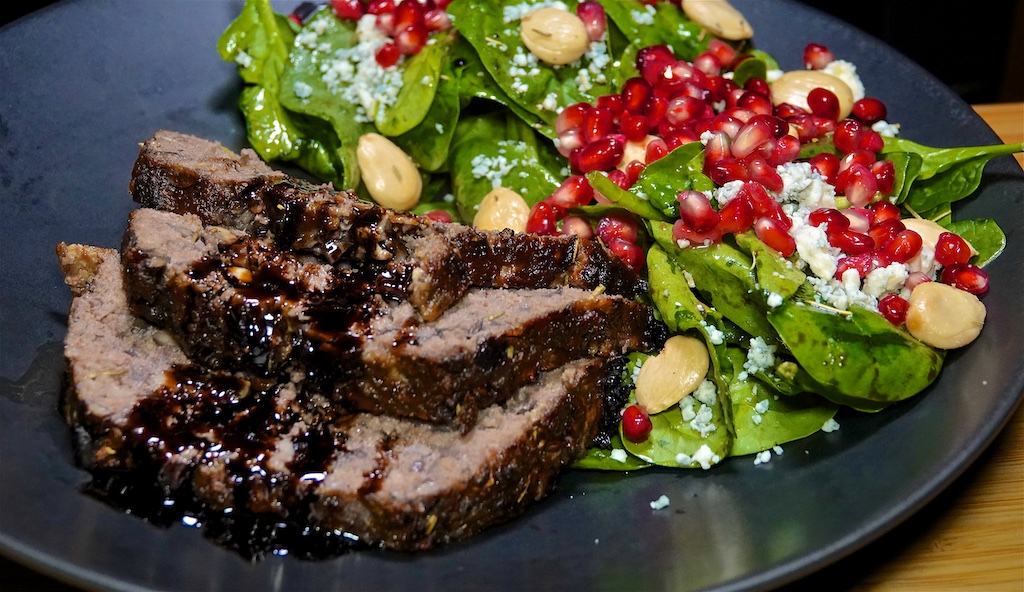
473,187 -> 530,232
770,70 -> 855,120
681,0 -> 754,41
520,7 -> 590,65
634,335 -> 710,414
356,133 -> 422,211
905,282 -> 986,349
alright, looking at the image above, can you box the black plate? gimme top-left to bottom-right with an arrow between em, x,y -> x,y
1,1 -> 1022,590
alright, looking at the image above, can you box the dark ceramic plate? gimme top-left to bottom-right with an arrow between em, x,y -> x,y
1,1 -> 1022,590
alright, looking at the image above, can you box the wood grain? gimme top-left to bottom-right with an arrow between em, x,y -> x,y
3,106 -> 1022,592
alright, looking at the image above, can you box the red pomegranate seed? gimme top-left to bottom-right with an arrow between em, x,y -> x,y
750,114 -> 788,139
745,156 -> 784,193
621,78 -> 652,113
423,209 -> 452,223
394,0 -> 425,30
803,43 -> 835,70
868,201 -> 901,226
596,93 -> 624,115
561,216 -> 594,239
731,117 -> 775,158
582,107 -> 616,143
645,138 -> 669,163
871,160 -> 896,195
576,1 -> 607,41
331,0 -> 364,20
878,294 -> 910,326
643,95 -> 669,126
375,42 -> 402,68
624,159 -> 646,185
706,75 -> 737,102
738,91 -> 773,116
941,263 -> 989,294
842,207 -> 871,233
606,168 -> 631,189
556,128 -> 583,158
665,95 -> 706,125
703,130 -> 731,163
808,153 -> 840,184
833,119 -> 863,154
549,175 -> 594,209
706,158 -> 749,185
526,201 -> 559,235
905,271 -> 931,291
754,217 -> 796,257
808,208 -> 850,233
837,163 -> 878,207
828,229 -> 875,255
868,219 -> 905,249
852,97 -> 887,124
678,190 -> 720,233
934,232 -> 972,266
835,253 -> 873,279
785,114 -> 821,143
693,51 -> 722,76
672,219 -> 722,246
807,87 -> 841,120
607,238 -> 645,271
555,103 -> 591,135
654,61 -> 707,98
622,404 -> 653,443
717,195 -> 755,234
575,135 -> 625,173
743,77 -> 772,99
366,0 -> 395,15
424,8 -> 451,31
768,134 -> 801,167
394,23 -> 428,54
885,229 -> 922,263
707,39 -> 737,67
839,149 -> 877,174
858,129 -> 885,153
636,45 -> 675,85
597,212 -> 640,244
725,87 -> 748,109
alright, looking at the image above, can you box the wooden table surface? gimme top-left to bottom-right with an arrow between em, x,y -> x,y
2,104 -> 1022,592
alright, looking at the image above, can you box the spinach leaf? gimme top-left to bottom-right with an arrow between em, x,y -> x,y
602,0 -> 710,61
646,244 -> 713,333
575,432 -> 651,471
767,301 -> 944,411
376,29 -> 455,137
946,218 -> 1006,268
586,171 -> 667,221
631,142 -> 712,219
391,55 -> 461,172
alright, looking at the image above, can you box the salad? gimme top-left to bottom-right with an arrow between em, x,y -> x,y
218,0 -> 1023,471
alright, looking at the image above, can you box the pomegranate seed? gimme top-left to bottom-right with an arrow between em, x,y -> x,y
711,113 -> 744,139
738,91 -> 774,116
837,163 -> 878,207
706,75 -> 737,102
868,201 -> 901,227
941,263 -> 989,295
677,190 -> 720,233
737,181 -> 774,215
786,114 -> 820,143
575,135 -> 625,173
808,153 -> 840,184
934,232 -> 972,266
645,137 -> 669,163
731,117 -> 774,158
375,42 -> 402,68
706,158 -> 749,185
596,93 -> 624,115
624,160 -> 646,186
423,209 -> 452,223
807,87 -> 841,120
555,103 -> 591,135
582,107 -> 615,143
803,43 -> 835,70
606,168 -> 631,190
664,128 -> 701,150
366,0 -> 395,15
576,1 -> 607,41
835,253 -> 873,279
833,119 -> 863,154
745,156 -> 784,193
596,212 -> 640,244
636,45 -> 675,85
775,102 -> 807,119
808,208 -> 850,233
852,97 -> 887,124
871,160 -> 896,195
549,175 -> 594,209
858,129 -> 885,153
561,216 -> 594,239
607,237 -> 645,271
707,39 -> 737,67
717,195 -> 755,234
394,23 -> 428,55
905,271 -> 931,291
768,134 -> 801,167
622,404 -> 653,443
423,8 -> 451,31
878,294 -> 909,326
884,229 -> 922,263
725,87 -> 748,109
672,219 -> 723,246
394,0 -> 425,30
754,217 -> 796,257
868,219 -> 905,249
330,0 -> 363,20
556,128 -> 583,158
693,51 -> 722,76
665,95 -> 706,125
828,229 -> 875,255
643,96 -> 669,127
743,77 -> 772,99
621,78 -> 652,113
526,201 -> 559,235
842,207 -> 871,233
704,130 -> 731,163
654,61 -> 707,98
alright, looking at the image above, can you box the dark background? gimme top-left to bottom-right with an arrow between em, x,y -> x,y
4,0 -> 1023,103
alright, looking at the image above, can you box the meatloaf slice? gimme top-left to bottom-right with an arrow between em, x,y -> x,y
58,243 -> 608,550
129,130 -> 646,320
121,208 -> 661,430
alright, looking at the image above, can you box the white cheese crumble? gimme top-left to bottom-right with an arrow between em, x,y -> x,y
234,50 -> 253,69
872,119 -> 901,137
675,444 -> 721,470
631,5 -> 656,26
700,320 -> 725,345
754,398 -> 770,414
823,59 -> 865,101
650,494 -> 671,510
502,0 -> 568,22
319,14 -> 405,123
610,448 -> 629,463
822,418 -> 841,432
753,450 -> 772,465
766,292 -> 783,308
743,337 -> 777,376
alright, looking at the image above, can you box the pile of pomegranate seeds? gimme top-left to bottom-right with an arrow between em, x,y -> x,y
524,40 -> 985,324
329,0 -> 452,67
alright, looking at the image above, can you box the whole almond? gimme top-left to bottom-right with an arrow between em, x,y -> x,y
635,335 -> 710,414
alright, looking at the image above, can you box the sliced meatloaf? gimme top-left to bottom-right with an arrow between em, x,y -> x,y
57,243 -> 608,550
121,208 -> 661,430
129,130 -> 646,320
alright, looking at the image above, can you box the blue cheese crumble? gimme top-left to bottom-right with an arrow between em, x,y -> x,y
649,494 -> 671,510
